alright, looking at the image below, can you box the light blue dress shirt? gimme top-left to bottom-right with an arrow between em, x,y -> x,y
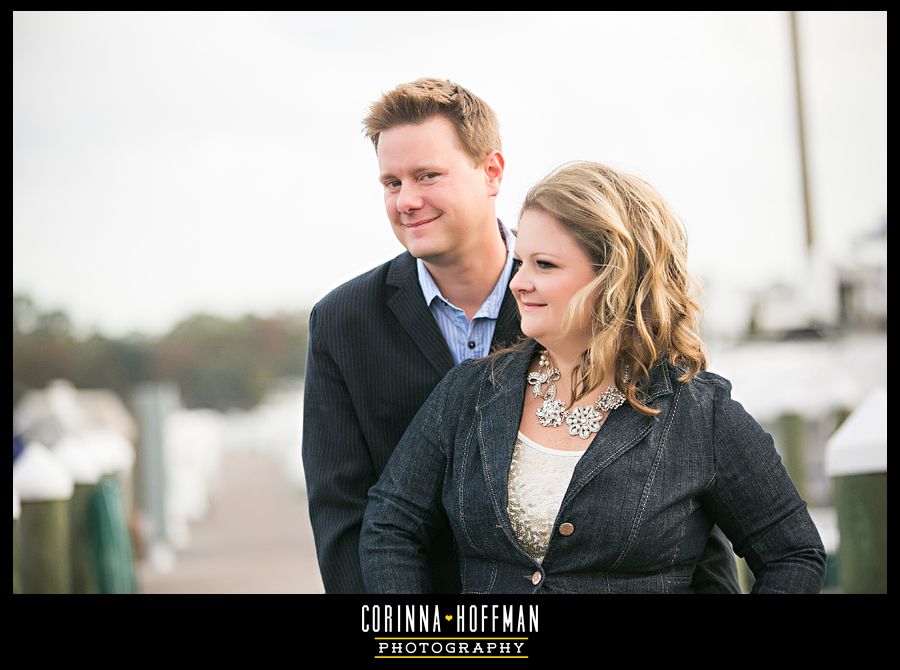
417,224 -> 516,365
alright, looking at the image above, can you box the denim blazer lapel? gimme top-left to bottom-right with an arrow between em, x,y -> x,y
474,342 -> 536,541
561,362 -> 674,510
474,342 -> 677,538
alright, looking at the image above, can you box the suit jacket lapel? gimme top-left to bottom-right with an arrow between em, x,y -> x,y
386,252 -> 455,377
387,249 -> 522,376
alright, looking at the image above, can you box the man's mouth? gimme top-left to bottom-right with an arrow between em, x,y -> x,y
404,216 -> 439,228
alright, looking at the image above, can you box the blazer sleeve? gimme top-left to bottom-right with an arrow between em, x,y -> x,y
700,377 -> 827,593
690,524 -> 741,593
359,366 -> 458,594
302,304 -> 376,593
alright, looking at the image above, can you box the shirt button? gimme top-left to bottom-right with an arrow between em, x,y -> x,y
559,522 -> 575,536
467,341 -> 476,349
531,571 -> 542,585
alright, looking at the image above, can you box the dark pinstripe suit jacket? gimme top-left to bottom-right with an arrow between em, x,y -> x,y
302,250 -> 740,593
302,251 -> 522,593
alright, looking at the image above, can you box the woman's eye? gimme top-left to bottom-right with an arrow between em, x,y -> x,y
536,260 -> 555,269
512,258 -> 523,271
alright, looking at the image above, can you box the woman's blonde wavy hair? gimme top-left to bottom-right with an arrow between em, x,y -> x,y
520,161 -> 707,416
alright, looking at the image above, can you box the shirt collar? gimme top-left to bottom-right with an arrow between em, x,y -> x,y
417,220 -> 516,319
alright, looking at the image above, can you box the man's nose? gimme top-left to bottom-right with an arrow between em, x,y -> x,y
396,183 -> 423,214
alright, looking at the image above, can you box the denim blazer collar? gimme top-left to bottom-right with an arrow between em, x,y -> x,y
476,340 -> 676,407
474,340 -> 674,546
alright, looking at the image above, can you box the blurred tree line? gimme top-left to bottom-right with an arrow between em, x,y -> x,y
13,294 -> 309,412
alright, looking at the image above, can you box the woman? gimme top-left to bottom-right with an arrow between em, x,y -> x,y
360,161 -> 826,593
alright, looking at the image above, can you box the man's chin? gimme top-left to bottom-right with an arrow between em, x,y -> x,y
407,245 -> 450,263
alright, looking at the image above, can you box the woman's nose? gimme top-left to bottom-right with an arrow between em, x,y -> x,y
509,267 -> 531,294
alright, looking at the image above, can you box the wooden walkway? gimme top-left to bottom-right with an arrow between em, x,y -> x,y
137,450 -> 323,594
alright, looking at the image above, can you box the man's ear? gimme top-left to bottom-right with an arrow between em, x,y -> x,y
484,150 -> 504,197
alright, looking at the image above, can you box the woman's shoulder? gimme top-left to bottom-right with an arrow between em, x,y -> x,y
690,369 -> 733,394
661,363 -> 736,408
656,366 -> 762,441
421,351 -> 527,436
459,340 -> 536,376
441,356 -> 492,388
434,341 -> 537,398
442,346 -> 528,386
670,367 -> 766,433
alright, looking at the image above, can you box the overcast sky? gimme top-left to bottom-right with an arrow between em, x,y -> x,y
13,11 -> 886,338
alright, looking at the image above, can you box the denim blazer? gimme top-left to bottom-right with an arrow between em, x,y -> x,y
360,340 -> 826,594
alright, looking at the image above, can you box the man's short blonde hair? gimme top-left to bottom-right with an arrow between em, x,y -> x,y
363,78 -> 501,165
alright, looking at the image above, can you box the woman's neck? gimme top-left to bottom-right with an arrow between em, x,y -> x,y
539,338 -> 588,382
540,342 -> 616,404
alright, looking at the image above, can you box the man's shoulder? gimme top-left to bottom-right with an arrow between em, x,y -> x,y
312,251 -> 413,318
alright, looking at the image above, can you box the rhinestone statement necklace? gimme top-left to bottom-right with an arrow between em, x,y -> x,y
527,351 -> 628,439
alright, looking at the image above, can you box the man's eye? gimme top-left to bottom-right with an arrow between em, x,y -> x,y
385,180 -> 401,189
420,173 -> 439,181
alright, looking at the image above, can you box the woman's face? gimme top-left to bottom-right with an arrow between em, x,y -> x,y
510,208 -> 597,349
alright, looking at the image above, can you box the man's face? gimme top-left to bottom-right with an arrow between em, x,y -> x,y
377,116 -> 497,264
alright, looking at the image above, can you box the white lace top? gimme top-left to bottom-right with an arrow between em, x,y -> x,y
507,431 -> 586,563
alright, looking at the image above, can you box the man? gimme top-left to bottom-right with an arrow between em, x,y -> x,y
302,78 -> 739,593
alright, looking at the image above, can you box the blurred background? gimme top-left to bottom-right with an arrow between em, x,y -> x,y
13,11 -> 885,594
